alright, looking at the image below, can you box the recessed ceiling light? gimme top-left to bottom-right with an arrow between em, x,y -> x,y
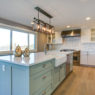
66,25 -> 71,28
86,17 -> 91,21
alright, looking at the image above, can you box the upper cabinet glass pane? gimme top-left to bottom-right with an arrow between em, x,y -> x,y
0,28 -> 10,51
12,31 -> 28,50
29,34 -> 35,50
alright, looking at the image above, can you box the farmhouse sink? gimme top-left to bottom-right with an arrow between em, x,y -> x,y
46,51 -> 67,67
55,55 -> 67,67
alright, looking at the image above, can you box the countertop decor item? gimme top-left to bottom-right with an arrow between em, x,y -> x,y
23,48 -> 30,57
14,45 -> 22,57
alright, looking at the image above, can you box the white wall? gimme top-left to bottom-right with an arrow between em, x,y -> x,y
55,27 -> 95,51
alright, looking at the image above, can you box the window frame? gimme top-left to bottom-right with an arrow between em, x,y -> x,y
0,24 -> 37,55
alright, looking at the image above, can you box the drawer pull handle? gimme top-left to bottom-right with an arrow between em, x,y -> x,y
42,91 -> 46,95
42,64 -> 46,68
2,65 -> 5,72
42,76 -> 47,79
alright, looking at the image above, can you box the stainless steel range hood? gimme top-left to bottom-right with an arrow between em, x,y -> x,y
61,29 -> 81,38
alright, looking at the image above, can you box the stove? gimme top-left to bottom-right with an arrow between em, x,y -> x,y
60,49 -> 80,66
60,49 -> 75,52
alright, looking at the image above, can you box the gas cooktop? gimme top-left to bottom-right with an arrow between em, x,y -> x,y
60,49 -> 75,52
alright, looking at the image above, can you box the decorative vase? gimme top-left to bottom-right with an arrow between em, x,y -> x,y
23,48 -> 30,57
14,45 -> 22,57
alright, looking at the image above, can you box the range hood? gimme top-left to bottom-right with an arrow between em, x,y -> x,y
61,29 -> 81,38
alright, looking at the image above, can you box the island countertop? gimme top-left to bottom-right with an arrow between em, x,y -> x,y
0,50 -> 73,66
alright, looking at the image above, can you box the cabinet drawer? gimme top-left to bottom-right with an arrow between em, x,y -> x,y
30,61 -> 52,75
31,70 -> 52,93
33,84 -> 52,95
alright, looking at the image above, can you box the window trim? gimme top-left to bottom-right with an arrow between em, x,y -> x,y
0,24 -> 37,55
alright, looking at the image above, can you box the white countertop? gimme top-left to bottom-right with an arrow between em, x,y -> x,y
0,50 -> 73,66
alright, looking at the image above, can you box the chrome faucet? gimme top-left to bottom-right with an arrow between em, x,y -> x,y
44,44 -> 47,55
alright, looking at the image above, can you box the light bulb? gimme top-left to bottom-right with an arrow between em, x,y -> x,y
44,27 -> 46,31
49,29 -> 51,33
86,17 -> 91,21
37,24 -> 40,29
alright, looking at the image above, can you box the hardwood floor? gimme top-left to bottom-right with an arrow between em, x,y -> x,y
52,66 -> 95,95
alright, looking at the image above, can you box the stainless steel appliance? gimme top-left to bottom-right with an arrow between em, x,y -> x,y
66,54 -> 70,75
60,49 -> 80,66
73,51 -> 80,66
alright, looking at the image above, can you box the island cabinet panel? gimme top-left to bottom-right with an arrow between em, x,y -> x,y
53,63 -> 66,90
0,56 -> 73,95
70,54 -> 73,71
53,66 -> 60,88
0,63 -> 11,95
12,65 -> 29,95
60,63 -> 66,82
29,60 -> 54,95
30,61 -> 52,75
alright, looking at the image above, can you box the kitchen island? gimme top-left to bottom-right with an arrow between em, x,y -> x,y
0,51 -> 73,95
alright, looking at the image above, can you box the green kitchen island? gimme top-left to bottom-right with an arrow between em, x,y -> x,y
0,51 -> 73,95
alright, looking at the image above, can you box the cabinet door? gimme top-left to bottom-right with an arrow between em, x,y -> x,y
80,51 -> 88,65
0,63 -> 11,95
88,52 -> 95,66
54,67 -> 60,88
12,66 -> 29,95
70,55 -> 73,71
60,64 -> 66,82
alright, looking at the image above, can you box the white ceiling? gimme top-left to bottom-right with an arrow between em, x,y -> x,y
0,0 -> 95,31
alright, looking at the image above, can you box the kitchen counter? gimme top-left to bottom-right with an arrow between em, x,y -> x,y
0,51 -> 73,67
0,50 -> 73,95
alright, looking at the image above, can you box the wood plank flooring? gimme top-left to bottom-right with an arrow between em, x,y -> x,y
52,66 -> 95,95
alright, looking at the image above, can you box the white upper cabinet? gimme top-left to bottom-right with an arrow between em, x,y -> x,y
81,28 -> 95,43
81,28 -> 91,43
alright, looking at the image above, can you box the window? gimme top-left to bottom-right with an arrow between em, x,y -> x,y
0,26 -> 36,54
0,28 -> 10,51
12,31 -> 28,50
29,34 -> 35,50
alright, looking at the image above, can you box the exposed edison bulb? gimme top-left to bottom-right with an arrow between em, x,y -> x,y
42,27 -> 44,31
47,29 -> 49,32
37,24 -> 40,29
49,29 -> 52,33
43,27 -> 46,31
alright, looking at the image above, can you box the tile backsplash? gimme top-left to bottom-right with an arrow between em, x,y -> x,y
55,28 -> 95,51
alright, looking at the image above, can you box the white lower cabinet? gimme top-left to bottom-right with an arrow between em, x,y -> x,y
81,51 -> 95,66
80,51 -> 88,65
88,52 -> 95,66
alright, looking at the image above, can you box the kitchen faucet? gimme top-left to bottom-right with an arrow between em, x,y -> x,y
44,44 -> 47,55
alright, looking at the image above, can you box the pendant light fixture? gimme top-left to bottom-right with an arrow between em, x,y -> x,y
31,7 -> 55,34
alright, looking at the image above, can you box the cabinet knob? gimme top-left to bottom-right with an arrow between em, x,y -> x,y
42,64 -> 46,68
42,91 -> 46,95
42,76 -> 47,79
2,65 -> 5,72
